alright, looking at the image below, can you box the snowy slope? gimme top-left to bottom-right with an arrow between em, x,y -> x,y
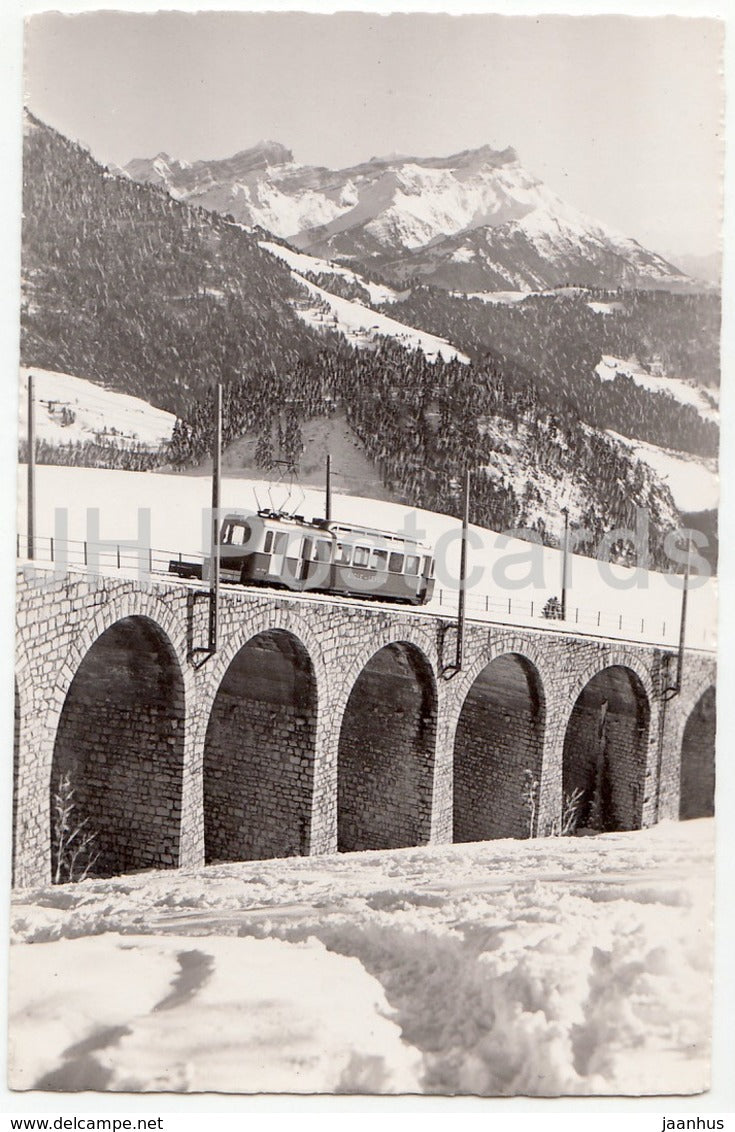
257,237 -> 467,359
607,430 -> 719,513
291,274 -> 469,363
9,934 -> 420,1093
587,300 -> 624,315
19,368 -> 176,450
259,239 -> 403,305
9,820 -> 714,1096
595,356 -> 719,423
392,206 -> 689,292
479,416 -> 680,536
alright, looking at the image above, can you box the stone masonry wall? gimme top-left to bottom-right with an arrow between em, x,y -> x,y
50,617 -> 185,878
203,629 -> 316,861
53,700 -> 183,877
453,654 -> 543,841
679,685 -> 716,820
12,682 -> 20,885
337,643 -> 436,851
562,666 -> 650,832
204,697 -> 314,862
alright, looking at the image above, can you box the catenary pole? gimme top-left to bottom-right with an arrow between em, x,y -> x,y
560,506 -> 569,619
209,383 -> 222,653
27,373 -> 36,560
456,467 -> 471,671
325,452 -> 332,521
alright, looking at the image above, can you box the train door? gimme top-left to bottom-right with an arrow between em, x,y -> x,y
299,538 -> 312,584
420,555 -> 435,602
269,530 -> 289,580
404,551 -> 421,601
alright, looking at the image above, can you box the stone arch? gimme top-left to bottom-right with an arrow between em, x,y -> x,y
561,649 -> 656,731
329,622 -> 438,722
562,664 -> 651,832
192,603 -> 328,741
444,632 -> 556,734
679,685 -> 716,820
337,640 -> 437,851
453,652 -> 545,842
50,614 -> 187,880
203,628 -> 318,863
44,589 -> 190,748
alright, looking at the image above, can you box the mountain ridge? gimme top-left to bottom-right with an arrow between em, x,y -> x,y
125,139 -> 689,292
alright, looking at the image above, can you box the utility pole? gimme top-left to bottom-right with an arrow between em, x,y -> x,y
674,535 -> 691,695
455,467 -> 471,672
209,383 -> 222,654
27,373 -> 36,560
325,452 -> 332,522
560,506 -> 569,620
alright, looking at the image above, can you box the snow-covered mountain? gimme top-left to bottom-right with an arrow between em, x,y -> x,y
125,141 -> 690,292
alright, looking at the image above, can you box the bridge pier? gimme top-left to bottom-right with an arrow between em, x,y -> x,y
12,568 -> 717,887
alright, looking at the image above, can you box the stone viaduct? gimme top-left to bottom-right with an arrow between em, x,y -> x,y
12,563 -> 717,887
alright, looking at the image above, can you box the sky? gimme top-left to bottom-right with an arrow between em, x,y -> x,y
23,9 -> 724,261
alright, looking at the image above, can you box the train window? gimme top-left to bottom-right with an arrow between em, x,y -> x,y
335,543 -> 352,565
405,554 -> 420,575
301,538 -> 312,560
371,548 -> 388,570
314,540 -> 332,562
223,521 -> 252,546
264,530 -> 274,553
422,555 -> 432,576
273,532 -> 288,554
388,551 -> 404,573
353,546 -> 370,568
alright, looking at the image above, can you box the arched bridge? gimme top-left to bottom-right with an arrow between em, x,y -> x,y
12,564 -> 717,886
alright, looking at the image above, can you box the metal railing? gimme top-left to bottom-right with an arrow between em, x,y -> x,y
16,532 -> 711,648
17,532 -> 205,578
430,586 -> 680,643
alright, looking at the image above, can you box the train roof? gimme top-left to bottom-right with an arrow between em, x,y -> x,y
221,510 -> 433,551
322,520 -> 431,550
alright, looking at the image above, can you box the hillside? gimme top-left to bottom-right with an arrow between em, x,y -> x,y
388,286 -> 720,458
167,339 -> 682,565
20,113 -> 712,561
21,113 -> 334,418
18,366 -> 176,472
186,409 -> 392,504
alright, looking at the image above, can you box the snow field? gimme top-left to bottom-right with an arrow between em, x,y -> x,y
290,275 -> 469,363
9,820 -> 714,1096
19,368 -> 176,450
9,935 -> 420,1094
606,431 -> 719,514
594,356 -> 719,424
259,240 -> 403,305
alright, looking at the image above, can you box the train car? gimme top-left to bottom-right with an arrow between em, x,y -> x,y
210,509 -> 436,605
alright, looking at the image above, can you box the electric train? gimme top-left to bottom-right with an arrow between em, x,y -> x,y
170,509 -> 436,606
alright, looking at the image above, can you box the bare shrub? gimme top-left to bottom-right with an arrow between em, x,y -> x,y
522,769 -> 538,836
524,771 -> 585,838
52,772 -> 99,884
